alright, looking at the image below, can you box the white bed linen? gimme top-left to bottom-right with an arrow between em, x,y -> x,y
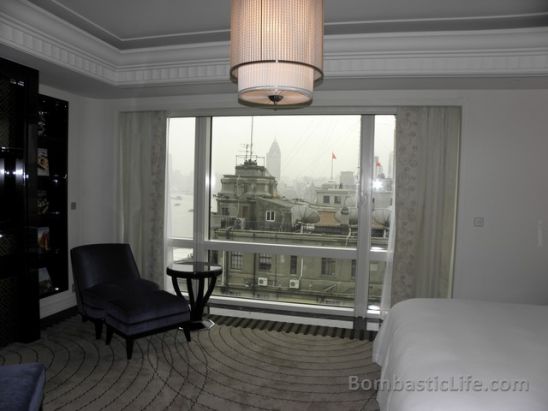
373,298 -> 548,411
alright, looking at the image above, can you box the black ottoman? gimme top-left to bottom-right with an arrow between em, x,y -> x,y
105,290 -> 191,359
0,362 -> 46,411
80,279 -> 159,339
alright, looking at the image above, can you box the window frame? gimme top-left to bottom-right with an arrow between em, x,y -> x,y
265,210 -> 275,222
230,251 -> 243,270
290,255 -> 298,275
321,257 -> 336,276
258,253 -> 272,271
165,110 -> 396,320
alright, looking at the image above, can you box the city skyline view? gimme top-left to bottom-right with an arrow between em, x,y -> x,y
168,115 -> 395,193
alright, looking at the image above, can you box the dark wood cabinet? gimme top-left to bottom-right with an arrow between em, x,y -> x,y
0,57 -> 40,345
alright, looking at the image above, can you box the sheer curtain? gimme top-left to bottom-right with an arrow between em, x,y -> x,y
380,204 -> 396,315
381,107 -> 461,308
118,111 -> 167,287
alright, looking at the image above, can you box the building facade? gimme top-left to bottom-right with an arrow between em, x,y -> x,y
209,157 -> 390,307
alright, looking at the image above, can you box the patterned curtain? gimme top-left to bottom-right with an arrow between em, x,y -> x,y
389,107 -> 461,306
118,111 -> 167,287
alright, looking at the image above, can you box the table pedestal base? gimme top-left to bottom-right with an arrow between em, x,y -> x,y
181,319 -> 215,332
167,261 -> 223,336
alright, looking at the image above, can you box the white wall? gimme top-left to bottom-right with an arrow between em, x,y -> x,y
38,85 -> 118,318
454,90 -> 548,304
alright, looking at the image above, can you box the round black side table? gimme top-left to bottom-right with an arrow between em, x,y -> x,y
166,261 -> 222,331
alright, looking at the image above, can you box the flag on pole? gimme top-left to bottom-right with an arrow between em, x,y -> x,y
332,152 -> 336,160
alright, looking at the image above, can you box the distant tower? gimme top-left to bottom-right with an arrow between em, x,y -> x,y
266,139 -> 281,181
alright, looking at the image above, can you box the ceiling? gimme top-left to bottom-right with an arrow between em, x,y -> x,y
2,0 -> 547,98
28,0 -> 548,49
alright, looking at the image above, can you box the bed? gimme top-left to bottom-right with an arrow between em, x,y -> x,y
372,298 -> 548,411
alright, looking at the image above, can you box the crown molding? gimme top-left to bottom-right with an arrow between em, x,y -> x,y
0,3 -> 118,83
1,0 -> 548,91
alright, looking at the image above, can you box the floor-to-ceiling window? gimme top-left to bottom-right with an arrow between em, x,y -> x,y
166,113 -> 395,319
166,117 -> 195,266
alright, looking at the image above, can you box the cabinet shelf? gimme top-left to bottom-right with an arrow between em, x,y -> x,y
35,94 -> 68,301
0,147 -> 24,155
37,174 -> 67,180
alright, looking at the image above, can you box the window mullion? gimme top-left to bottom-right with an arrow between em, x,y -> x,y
203,239 -> 357,259
193,117 -> 211,261
355,115 -> 375,318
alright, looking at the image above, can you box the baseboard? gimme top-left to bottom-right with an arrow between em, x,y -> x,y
39,290 -> 77,319
206,313 -> 371,340
40,306 -> 78,329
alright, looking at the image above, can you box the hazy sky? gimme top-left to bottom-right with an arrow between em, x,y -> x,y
167,115 -> 395,190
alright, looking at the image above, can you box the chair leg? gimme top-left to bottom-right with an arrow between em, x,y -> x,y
125,338 -> 134,360
181,324 -> 191,342
94,320 -> 103,339
106,325 -> 114,345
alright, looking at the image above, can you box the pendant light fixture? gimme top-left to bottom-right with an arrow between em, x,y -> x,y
230,0 -> 324,107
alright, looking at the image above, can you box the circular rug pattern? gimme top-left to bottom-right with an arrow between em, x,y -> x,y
0,316 -> 380,410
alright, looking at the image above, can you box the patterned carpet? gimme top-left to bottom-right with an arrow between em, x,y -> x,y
0,315 -> 380,410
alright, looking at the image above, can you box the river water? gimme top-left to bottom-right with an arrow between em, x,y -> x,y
167,193 -> 194,238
